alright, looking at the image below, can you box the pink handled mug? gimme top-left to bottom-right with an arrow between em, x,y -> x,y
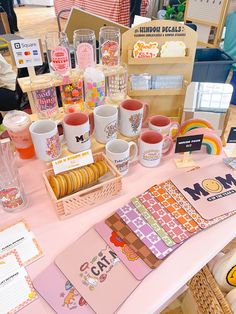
148,115 -> 180,139
119,99 -> 149,137
63,112 -> 94,153
139,130 -> 173,167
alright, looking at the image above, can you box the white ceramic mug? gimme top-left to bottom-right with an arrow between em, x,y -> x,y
92,105 -> 118,144
105,139 -> 138,175
63,112 -> 94,153
119,99 -> 149,137
148,115 -> 180,138
29,120 -> 61,162
139,130 -> 173,167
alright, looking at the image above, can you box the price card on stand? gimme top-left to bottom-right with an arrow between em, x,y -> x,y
52,149 -> 94,175
224,127 -> 236,157
10,38 -> 43,69
174,134 -> 203,168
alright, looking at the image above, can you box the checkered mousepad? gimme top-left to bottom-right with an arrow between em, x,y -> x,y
105,213 -> 162,269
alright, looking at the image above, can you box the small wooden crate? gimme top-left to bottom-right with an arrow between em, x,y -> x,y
188,265 -> 232,314
43,153 -> 122,220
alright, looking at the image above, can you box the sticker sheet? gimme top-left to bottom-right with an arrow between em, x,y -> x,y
55,228 -> 139,314
149,185 -> 200,233
95,221 -> 152,280
0,250 -> 37,314
106,213 -> 161,269
33,263 -> 94,313
138,191 -> 192,243
0,221 -> 42,266
117,203 -> 178,260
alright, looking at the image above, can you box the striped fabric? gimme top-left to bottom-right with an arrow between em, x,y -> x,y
54,0 -> 130,26
141,0 -> 149,16
54,0 -> 74,18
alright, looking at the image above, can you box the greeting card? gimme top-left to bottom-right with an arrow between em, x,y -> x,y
33,263 -> 94,313
55,228 -> 139,314
95,221 -> 152,280
171,163 -> 236,220
0,221 -> 42,266
0,250 -> 37,314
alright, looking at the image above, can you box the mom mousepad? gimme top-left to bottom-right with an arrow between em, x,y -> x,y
171,163 -> 236,220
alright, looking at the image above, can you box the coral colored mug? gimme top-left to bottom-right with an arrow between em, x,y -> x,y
119,99 -> 149,137
139,130 -> 173,167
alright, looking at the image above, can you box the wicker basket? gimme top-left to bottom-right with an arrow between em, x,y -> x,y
188,265 -> 233,314
43,152 -> 122,220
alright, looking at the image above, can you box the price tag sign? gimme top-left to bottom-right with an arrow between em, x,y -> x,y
10,38 -> 43,68
52,149 -> 94,175
175,134 -> 203,153
227,127 -> 236,144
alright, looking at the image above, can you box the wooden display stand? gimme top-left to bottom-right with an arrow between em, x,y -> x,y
221,105 -> 236,146
174,152 -> 196,168
121,20 -> 197,121
184,0 -> 230,47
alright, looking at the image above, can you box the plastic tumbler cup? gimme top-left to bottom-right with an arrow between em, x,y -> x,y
3,110 -> 35,159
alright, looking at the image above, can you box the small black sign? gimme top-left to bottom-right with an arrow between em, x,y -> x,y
227,127 -> 236,144
175,134 -> 203,153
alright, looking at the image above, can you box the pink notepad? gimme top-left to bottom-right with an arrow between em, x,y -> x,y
171,163 -> 236,220
95,221 -> 152,280
33,263 -> 94,314
55,228 -> 139,314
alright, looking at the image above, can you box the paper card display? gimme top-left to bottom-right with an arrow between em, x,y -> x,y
95,221 -> 152,281
55,228 -> 139,314
227,127 -> 236,144
52,149 -> 94,175
0,250 -> 37,314
0,221 -> 42,266
175,134 -> 203,153
171,163 -> 236,220
33,264 -> 94,314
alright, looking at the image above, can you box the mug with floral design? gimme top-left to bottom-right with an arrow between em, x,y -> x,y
29,120 -> 61,162
119,99 -> 149,137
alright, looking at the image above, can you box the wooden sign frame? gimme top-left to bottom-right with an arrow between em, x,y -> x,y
121,20 -> 197,120
184,0 -> 230,47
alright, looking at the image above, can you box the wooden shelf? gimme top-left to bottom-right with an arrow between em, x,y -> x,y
128,88 -> 186,96
128,50 -> 192,65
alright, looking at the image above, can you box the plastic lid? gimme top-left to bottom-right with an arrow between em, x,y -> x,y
3,110 -> 31,132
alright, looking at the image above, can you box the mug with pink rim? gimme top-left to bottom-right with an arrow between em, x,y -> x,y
119,99 -> 149,137
148,115 -> 179,139
139,130 -> 173,167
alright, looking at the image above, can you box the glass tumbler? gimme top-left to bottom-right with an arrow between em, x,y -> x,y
0,139 -> 27,212
99,26 -> 120,66
106,65 -> 127,101
73,29 -> 96,70
45,31 -> 71,76
31,76 -> 59,120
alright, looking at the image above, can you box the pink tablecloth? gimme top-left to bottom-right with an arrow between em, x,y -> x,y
1,152 -> 236,313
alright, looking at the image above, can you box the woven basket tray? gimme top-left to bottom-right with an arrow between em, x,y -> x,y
43,152 -> 122,220
188,265 -> 233,314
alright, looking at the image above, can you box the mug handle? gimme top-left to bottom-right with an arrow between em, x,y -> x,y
56,121 -> 65,144
129,141 -> 138,163
88,112 -> 95,137
142,103 -> 150,127
162,136 -> 173,156
169,121 -> 180,139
